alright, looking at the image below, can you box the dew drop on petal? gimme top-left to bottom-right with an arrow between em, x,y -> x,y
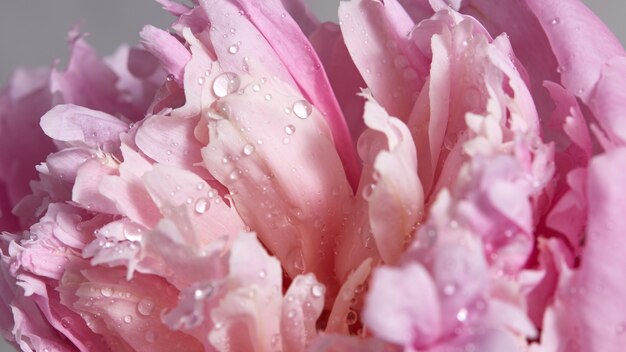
361,184 -> 376,200
292,100 -> 312,119
228,44 -> 239,54
456,308 -> 468,322
271,334 -> 280,346
61,317 -> 71,328
311,284 -> 325,298
101,287 -> 113,297
145,330 -> 158,343
197,77 -> 206,85
212,72 -> 241,97
166,74 -> 175,82
252,84 -> 261,92
346,310 -> 358,325
551,17 -> 560,25
243,144 -> 255,156
259,270 -> 267,278
264,94 -> 272,101
284,124 -> 296,135
137,298 -> 155,316
123,315 -> 132,324
195,198 -> 209,214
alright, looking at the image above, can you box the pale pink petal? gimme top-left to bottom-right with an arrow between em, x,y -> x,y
217,0 -> 360,185
587,56 -> 626,145
327,258 -> 372,334
280,0 -> 320,36
72,159 -> 119,214
362,98 -> 424,263
45,148 -> 93,183
40,104 -> 128,149
338,0 -> 426,122
280,273 -> 325,352
201,77 -> 352,290
99,141 -> 161,228
140,25 -> 191,82
59,266 -> 204,351
364,263 -> 441,348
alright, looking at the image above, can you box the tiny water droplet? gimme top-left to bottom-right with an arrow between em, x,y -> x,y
145,330 -> 158,343
61,317 -> 71,328
166,74 -> 175,81
198,77 -> 206,85
551,17 -> 560,25
311,284 -> 325,298
282,137 -> 290,145
264,94 -> 272,101
346,310 -> 358,325
195,198 -> 209,214
228,44 -> 239,54
259,269 -> 267,278
252,84 -> 261,92
229,170 -> 240,180
284,124 -> 296,135
123,315 -> 132,324
197,182 -> 205,190
243,144 -> 255,156
456,308 -> 468,322
292,100 -> 312,119
443,283 -> 457,296
362,184 -> 376,200
212,72 -> 241,97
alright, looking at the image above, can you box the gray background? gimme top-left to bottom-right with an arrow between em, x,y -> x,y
0,0 -> 623,351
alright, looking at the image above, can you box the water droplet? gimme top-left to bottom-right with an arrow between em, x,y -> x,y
197,77 -> 206,85
229,170 -> 240,180
443,283 -> 457,296
264,94 -> 272,101
166,74 -> 175,82
362,184 -> 376,200
443,132 -> 458,150
346,310 -> 358,325
292,100 -> 312,119
197,183 -> 205,190
550,17 -> 560,25
101,287 -> 113,297
556,65 -> 566,73
288,249 -> 305,273
456,308 -> 468,322
138,298 -> 155,316
195,198 -> 209,214
284,124 -> 296,135
311,284 -> 325,298
271,333 -> 280,346
123,223 -> 143,242
282,137 -> 290,145
143,330 -> 157,344
61,317 -> 71,328
243,144 -> 255,156
212,72 -> 241,97
194,284 -> 214,300
252,84 -> 261,92
287,309 -> 296,319
284,107 -> 291,114
228,44 -> 239,54
259,270 -> 267,278
123,315 -> 132,324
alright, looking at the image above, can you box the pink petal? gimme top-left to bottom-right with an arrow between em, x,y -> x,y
140,25 -> 191,82
72,159 -> 120,214
280,274 -> 325,352
201,78 -> 352,289
364,263 -> 441,348
327,258 -> 372,334
338,0 -> 426,122
40,104 -> 128,149
219,0 -> 361,186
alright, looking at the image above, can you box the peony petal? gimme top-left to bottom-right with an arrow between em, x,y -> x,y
140,25 -> 191,82
40,104 -> 128,149
280,273 -> 325,352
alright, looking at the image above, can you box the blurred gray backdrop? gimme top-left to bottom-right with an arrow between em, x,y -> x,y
0,0 -> 623,351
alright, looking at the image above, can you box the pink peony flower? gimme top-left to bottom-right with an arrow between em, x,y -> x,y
1,0 -> 625,351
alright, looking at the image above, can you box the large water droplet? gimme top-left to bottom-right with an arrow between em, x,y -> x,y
212,72 -> 241,97
311,284 -> 325,298
123,223 -> 143,242
101,287 -> 113,297
292,100 -> 312,119
138,298 -> 155,316
195,198 -> 209,214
